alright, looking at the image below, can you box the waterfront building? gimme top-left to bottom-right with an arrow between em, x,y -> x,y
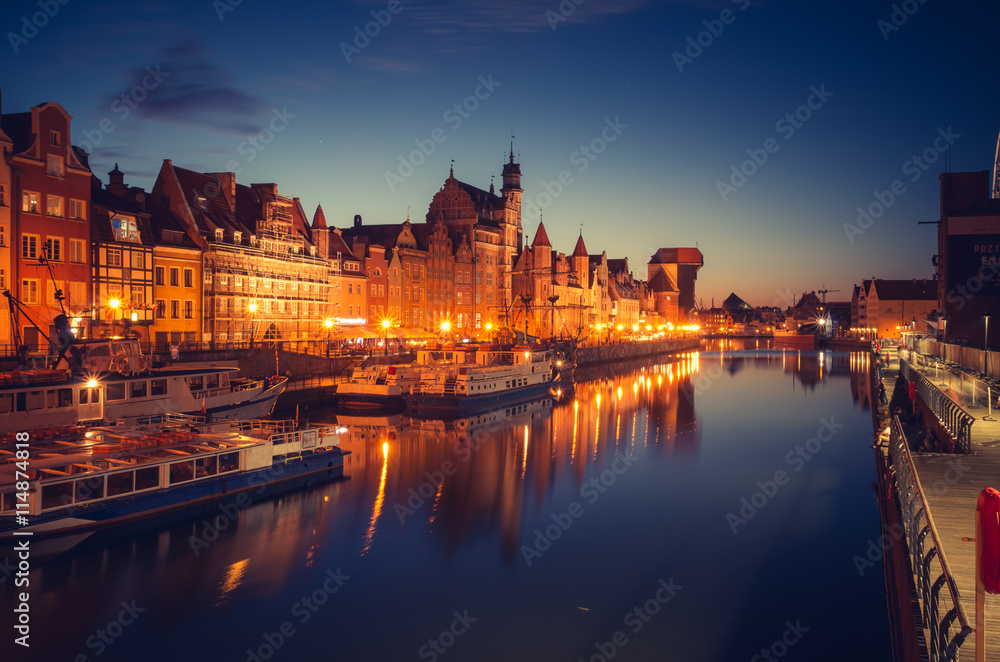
149,225 -> 202,352
510,222 -> 588,339
935,170 -> 1000,348
90,164 -> 155,342
865,279 -> 937,340
3,101 -> 92,348
149,162 -> 330,348
645,247 -> 703,324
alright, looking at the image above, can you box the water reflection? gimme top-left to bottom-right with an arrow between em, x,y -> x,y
338,351 -> 701,563
1,347 -> 888,662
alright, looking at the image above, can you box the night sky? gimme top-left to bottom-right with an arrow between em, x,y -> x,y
4,0 -> 998,306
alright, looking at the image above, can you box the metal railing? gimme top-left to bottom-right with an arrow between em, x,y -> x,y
900,358 -> 975,454
889,415 -> 973,660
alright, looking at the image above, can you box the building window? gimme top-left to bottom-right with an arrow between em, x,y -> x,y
184,269 -> 193,288
107,248 -> 122,267
43,237 -> 62,261
48,280 -> 64,306
111,215 -> 140,242
0,226 -> 5,247
215,229 -> 223,242
155,300 -> 165,319
234,231 -> 242,244
70,282 -> 85,307
155,267 -> 165,286
184,301 -> 193,319
46,195 -> 64,217
131,252 -> 145,269
49,130 -> 60,146
0,184 -> 5,205
22,192 -> 39,214
21,280 -> 39,304
69,239 -> 86,264
69,199 -> 85,220
46,154 -> 64,178
21,234 -> 38,260
170,268 -> 179,287
130,285 -> 145,307
170,300 -> 180,319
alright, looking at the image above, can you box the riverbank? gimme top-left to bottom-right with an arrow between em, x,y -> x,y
575,338 -> 700,367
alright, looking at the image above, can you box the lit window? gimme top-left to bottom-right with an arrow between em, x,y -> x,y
107,248 -> 122,267
111,215 -> 140,242
22,192 -> 39,214
69,199 -> 86,220
43,237 -> 62,261
69,239 -> 86,264
21,280 -> 39,304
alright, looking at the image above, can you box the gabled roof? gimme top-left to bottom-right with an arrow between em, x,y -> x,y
571,234 -> 588,258
871,279 -> 936,301
648,270 -> 678,293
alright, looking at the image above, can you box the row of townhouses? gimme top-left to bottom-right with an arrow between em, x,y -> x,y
0,98 -> 703,353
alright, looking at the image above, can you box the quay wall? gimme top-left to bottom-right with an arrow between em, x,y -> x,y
575,339 -> 700,367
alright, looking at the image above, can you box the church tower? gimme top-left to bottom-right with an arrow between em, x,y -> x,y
500,141 -> 523,253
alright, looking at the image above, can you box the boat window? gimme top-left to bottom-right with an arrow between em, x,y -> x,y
58,388 -> 72,407
135,466 -> 159,491
41,482 -> 73,510
107,383 -> 126,401
206,374 -> 220,389
21,390 -> 43,411
0,394 -> 12,414
46,389 -> 58,408
131,381 -> 147,398
196,456 -> 218,477
74,476 -> 105,503
188,376 -> 204,391
169,461 -> 195,484
150,379 -> 167,396
219,452 -> 239,473
107,471 -> 134,496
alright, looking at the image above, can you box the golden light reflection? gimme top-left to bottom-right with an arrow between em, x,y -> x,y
522,425 -> 529,478
215,558 -> 250,607
361,442 -> 389,555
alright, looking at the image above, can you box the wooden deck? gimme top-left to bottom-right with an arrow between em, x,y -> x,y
880,348 -> 1000,658
910,453 -> 1000,658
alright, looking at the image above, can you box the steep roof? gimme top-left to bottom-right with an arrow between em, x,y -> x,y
571,234 -> 588,258
722,292 -> 752,311
532,221 -> 551,248
312,204 -> 327,229
648,270 -> 677,293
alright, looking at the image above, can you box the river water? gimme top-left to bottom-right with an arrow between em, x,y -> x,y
4,342 -> 890,661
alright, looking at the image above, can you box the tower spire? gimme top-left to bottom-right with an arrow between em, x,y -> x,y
509,132 -> 515,163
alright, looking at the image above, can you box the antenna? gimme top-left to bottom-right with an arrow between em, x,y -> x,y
993,130 -> 1000,198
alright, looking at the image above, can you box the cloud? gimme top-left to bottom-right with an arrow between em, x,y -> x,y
98,37 -> 271,137
406,0 -> 656,34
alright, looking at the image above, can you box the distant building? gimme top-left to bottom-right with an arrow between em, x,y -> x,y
721,292 -> 753,324
866,279 -> 937,339
646,247 -> 703,323
936,170 -> 1000,348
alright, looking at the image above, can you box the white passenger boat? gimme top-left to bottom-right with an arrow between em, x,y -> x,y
404,345 -> 559,414
0,414 -> 347,542
335,363 -> 426,409
0,338 -> 287,434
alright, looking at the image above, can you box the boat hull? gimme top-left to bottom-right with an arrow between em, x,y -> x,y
1,447 -> 347,543
404,381 -> 554,415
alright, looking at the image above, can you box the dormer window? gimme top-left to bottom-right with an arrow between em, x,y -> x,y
215,229 -> 224,242
309,246 -> 316,256
233,231 -> 242,244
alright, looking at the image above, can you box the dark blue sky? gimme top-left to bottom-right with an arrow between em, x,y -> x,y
4,0 -> 998,305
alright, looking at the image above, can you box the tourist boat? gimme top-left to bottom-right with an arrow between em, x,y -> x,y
0,338 -> 287,435
403,345 -> 559,414
335,363 -> 427,409
0,414 -> 348,543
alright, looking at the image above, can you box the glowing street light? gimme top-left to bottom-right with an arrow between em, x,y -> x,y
382,317 -> 393,356
109,298 -> 121,337
324,318 -> 334,357
248,301 -> 258,347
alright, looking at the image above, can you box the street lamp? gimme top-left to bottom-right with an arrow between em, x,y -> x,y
109,298 -> 121,337
440,319 -> 451,345
382,317 -> 392,356
986,308 -> 992,353
324,318 -> 334,357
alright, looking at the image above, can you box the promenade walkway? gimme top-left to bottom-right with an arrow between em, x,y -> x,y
876,346 -> 1000,658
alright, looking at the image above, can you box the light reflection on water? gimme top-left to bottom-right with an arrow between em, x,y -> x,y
1,345 -> 888,662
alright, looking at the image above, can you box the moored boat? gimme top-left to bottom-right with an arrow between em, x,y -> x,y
335,363 -> 426,410
0,414 -> 347,543
404,345 -> 558,414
